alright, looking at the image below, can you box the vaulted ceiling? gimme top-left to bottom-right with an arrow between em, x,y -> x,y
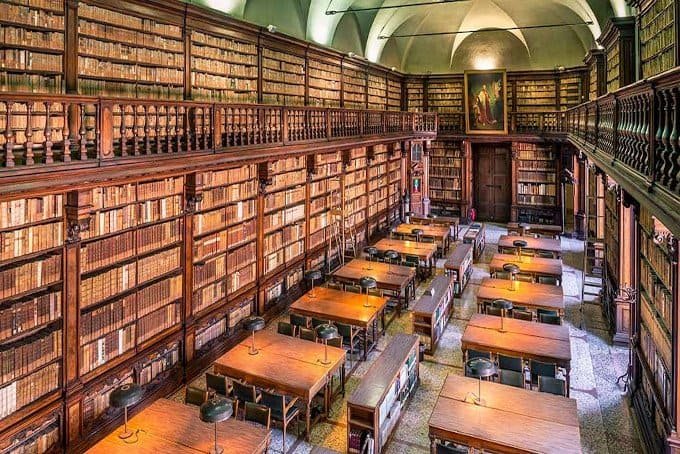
188,0 -> 633,72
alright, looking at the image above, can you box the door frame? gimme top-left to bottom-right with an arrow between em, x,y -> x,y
472,142 -> 512,222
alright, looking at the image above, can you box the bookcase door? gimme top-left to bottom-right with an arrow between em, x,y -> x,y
474,145 -> 511,221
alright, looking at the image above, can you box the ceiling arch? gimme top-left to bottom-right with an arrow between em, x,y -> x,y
188,0 -> 629,72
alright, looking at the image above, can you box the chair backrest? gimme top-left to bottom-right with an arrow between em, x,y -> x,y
299,327 -> 316,342
368,288 -> 383,297
244,402 -> 271,429
498,354 -> 523,373
326,336 -> 343,349
539,313 -> 562,325
289,313 -> 308,328
538,276 -> 559,285
530,360 -> 556,382
404,254 -> 420,266
326,281 -> 344,291
499,369 -> 525,388
494,271 -> 510,280
232,380 -> 257,404
516,274 -> 533,283
436,442 -> 469,454
537,308 -> 558,317
536,251 -> 555,259
466,349 -> 490,361
335,322 -> 353,338
486,306 -> 502,317
311,317 -> 328,328
421,236 -> 435,244
277,321 -> 295,336
185,386 -> 208,406
205,372 -> 230,397
344,284 -> 362,294
402,234 -> 417,242
538,376 -> 566,396
259,390 -> 285,420
513,310 -> 533,322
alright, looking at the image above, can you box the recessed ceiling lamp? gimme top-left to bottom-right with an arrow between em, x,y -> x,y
266,24 -> 277,33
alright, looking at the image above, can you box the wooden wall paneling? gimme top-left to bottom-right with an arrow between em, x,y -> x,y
65,0 -> 78,93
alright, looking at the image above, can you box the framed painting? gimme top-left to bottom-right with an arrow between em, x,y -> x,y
464,70 -> 508,135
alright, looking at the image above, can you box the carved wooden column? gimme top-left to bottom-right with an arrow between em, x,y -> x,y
64,0 -> 78,94
183,173 -> 202,365
574,152 -> 587,239
584,48 -> 606,101
63,189 -> 92,446
510,143 -> 519,222
422,140 -> 431,216
256,162 -> 271,315
401,141 -> 409,219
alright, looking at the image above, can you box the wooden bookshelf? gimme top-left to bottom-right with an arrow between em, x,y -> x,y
511,142 -> 561,225
602,179 -> 620,332
78,177 -> 184,378
192,165 -> 258,316
426,79 -> 464,114
343,148 -> 368,249
640,0 -> 675,79
463,223 -> 486,262
444,243 -> 473,296
262,156 -> 307,278
261,263 -> 304,315
429,140 -> 465,217
558,73 -> 582,110
77,2 -> 184,99
0,194 -> 63,431
368,144 -> 390,238
347,334 -> 419,454
412,275 -> 455,354
387,78 -> 402,111
190,30 -> 258,103
308,150 -> 342,271
405,79 -> 424,112
0,0 -> 64,93
307,55 -> 341,108
584,49 -> 605,101
633,205 -> 676,453
387,147 -> 402,226
598,17 -> 635,94
367,72 -> 387,110
261,46 -> 305,106
342,65 -> 367,110
514,78 -> 556,112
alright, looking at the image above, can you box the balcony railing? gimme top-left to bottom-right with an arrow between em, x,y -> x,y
437,111 -> 564,135
565,68 -> 680,195
0,94 -> 437,171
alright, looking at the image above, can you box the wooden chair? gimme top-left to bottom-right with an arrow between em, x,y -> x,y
311,317 -> 328,328
185,386 -> 208,406
299,327 -> 316,342
530,360 -> 557,387
539,313 -> 562,325
513,310 -> 533,321
516,274 -> 533,283
498,354 -> 523,373
421,236 -> 435,244
344,283 -> 362,294
368,287 -> 383,297
277,321 -> 296,336
289,313 -> 309,331
486,306 -> 502,316
538,276 -> 560,285
326,281 -> 344,291
335,322 -> 361,367
232,381 -> 261,409
260,390 -> 300,453
537,308 -> 558,318
536,251 -> 555,259
436,442 -> 469,454
205,372 -> 232,397
465,349 -> 491,361
499,369 -> 525,389
538,376 -> 567,396
242,402 -> 271,450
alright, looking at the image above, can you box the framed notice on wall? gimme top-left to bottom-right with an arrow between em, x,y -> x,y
464,69 -> 508,135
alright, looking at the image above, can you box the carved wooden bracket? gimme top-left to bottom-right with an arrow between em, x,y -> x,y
185,194 -> 203,214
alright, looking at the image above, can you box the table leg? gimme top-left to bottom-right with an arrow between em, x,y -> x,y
363,327 -> 368,361
566,366 -> 571,397
381,309 -> 386,335
306,402 -> 311,441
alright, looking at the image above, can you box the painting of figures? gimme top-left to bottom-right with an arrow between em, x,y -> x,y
464,70 -> 507,134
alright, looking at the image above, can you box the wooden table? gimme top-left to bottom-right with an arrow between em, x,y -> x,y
374,238 -> 437,273
395,223 -> 451,253
290,287 -> 388,360
507,222 -> 563,239
489,253 -> 563,285
410,215 -> 460,240
498,234 -> 562,259
87,398 -> 270,453
477,278 -> 565,316
461,313 -> 572,393
428,374 -> 581,453
332,259 -> 416,309
214,331 -> 345,440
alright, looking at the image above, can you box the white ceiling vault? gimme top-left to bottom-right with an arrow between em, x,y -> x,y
193,0 -> 633,72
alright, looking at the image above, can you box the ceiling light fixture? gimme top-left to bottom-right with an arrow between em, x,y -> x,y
266,24 -> 277,33
326,0 -> 469,15
378,21 -> 593,39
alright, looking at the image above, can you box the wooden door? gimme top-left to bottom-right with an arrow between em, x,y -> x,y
474,145 -> 511,221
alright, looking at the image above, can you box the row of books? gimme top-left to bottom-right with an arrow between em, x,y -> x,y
79,3 -> 181,38
0,327 -> 61,386
2,26 -> 63,50
228,261 -> 256,294
430,178 -> 461,190
201,165 -> 257,189
193,280 -> 225,314
79,37 -> 184,68
517,183 -> 557,196
639,320 -> 673,415
1,49 -> 61,72
262,69 -> 304,85
641,260 -> 672,333
0,72 -> 63,92
194,255 -> 225,290
194,200 -> 256,236
138,275 -> 184,318
1,3 -> 64,30
0,291 -> 61,343
2,413 -> 60,454
265,187 -> 305,212
80,324 -> 134,375
640,230 -> 673,288
79,80 -> 183,100
195,316 -> 226,351
518,171 -> 555,182
268,169 -> 306,192
430,189 -> 462,201
137,247 -> 180,284
137,302 -> 180,343
80,295 -> 134,345
0,221 -> 63,262
80,262 -> 135,309
191,72 -> 255,92
0,361 -> 60,419
517,194 -> 556,205
0,254 -> 61,302
227,242 -> 257,274
138,344 -> 180,385
79,20 -> 182,54
263,48 -> 305,66
192,56 -> 257,78
191,32 -> 257,57
79,57 -> 183,85
263,204 -> 305,232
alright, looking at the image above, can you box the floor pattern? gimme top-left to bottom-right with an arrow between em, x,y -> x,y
172,223 -> 643,453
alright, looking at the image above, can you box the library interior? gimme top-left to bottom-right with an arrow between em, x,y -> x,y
1,0 -> 679,452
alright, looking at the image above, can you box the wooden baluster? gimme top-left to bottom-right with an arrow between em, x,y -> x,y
257,108 -> 263,144
142,105 -> 150,155
62,102 -> 71,162
165,106 -> 172,154
132,105 -> 140,156
240,108 -> 247,146
4,101 -> 14,167
119,104 -> 127,157
184,107 -> 192,153
641,95 -> 650,174
44,102 -> 53,164
79,103 -> 88,160
634,96 -> 644,170
670,88 -> 680,193
155,106 -> 161,154
175,105 -> 182,153
202,107 -> 209,150
25,102 -> 34,165
659,91 -> 671,186
246,108 -> 252,145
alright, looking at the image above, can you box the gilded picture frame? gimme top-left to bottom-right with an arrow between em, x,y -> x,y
464,69 -> 508,135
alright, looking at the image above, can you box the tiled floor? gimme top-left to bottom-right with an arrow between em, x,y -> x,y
174,224 -> 643,453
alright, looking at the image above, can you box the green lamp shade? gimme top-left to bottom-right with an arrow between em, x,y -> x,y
512,239 -> 528,248
200,397 -> 234,423
492,299 -> 513,311
305,269 -> 322,282
465,357 -> 496,379
363,246 -> 378,256
411,228 -> 424,236
109,383 -> 143,408
359,276 -> 377,290
315,323 -> 338,340
384,250 -> 400,261
502,263 -> 520,274
242,315 -> 265,332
